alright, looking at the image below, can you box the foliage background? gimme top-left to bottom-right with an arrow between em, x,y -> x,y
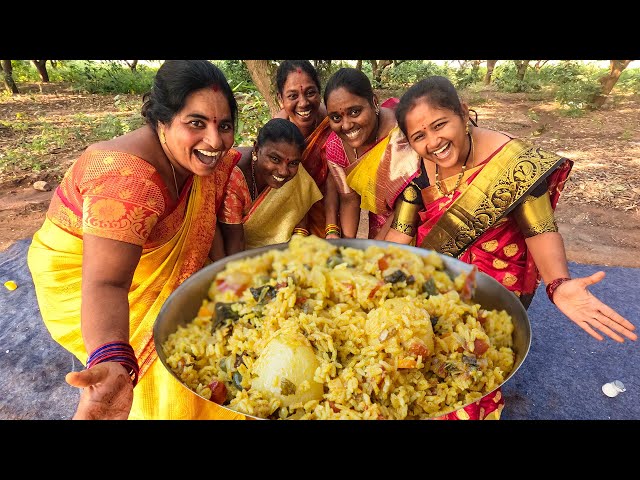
2,59 -> 639,176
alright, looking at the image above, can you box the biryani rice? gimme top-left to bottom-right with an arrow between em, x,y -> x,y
162,235 -> 515,419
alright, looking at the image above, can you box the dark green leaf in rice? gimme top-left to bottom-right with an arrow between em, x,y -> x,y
232,371 -> 243,391
250,285 -> 277,303
280,378 -> 297,396
213,302 -> 242,331
422,277 -> 438,297
462,355 -> 478,368
384,269 -> 408,284
326,254 -> 346,269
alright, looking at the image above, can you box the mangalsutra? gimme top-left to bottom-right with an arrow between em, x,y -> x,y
435,131 -> 474,199
251,155 -> 258,200
352,133 -> 379,161
347,106 -> 380,162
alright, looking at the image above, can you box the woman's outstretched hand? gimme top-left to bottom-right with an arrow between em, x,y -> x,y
552,271 -> 637,343
65,362 -> 134,420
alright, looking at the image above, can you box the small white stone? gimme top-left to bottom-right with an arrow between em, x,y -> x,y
33,180 -> 52,192
602,381 -> 626,397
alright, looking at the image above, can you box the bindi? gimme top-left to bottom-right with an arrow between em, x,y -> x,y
213,117 -> 217,124
211,84 -> 219,92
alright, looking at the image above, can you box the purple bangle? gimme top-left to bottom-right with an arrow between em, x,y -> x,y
87,341 -> 139,387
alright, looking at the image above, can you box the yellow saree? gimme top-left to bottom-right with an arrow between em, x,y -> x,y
28,149 -> 245,419
345,126 -> 421,237
243,165 -> 323,250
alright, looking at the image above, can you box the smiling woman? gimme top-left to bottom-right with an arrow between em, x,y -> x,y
26,60 -> 246,420
273,60 -> 332,239
323,67 -> 419,240
217,117 -> 323,253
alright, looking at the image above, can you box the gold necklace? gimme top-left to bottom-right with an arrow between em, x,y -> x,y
435,131 -> 474,199
169,161 -> 179,200
159,129 -> 180,199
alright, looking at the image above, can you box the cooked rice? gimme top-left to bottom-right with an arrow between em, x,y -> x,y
162,235 -> 515,419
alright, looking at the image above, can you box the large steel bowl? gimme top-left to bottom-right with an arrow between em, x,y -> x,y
154,238 -> 531,419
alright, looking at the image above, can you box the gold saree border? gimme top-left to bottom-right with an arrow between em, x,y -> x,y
420,140 -> 565,257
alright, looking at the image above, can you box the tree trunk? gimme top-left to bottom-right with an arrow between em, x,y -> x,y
355,60 -> 362,71
125,60 -> 138,71
484,60 -> 497,84
369,60 -> 392,86
514,60 -> 530,81
1,60 -> 19,94
534,60 -> 549,70
31,60 -> 50,82
590,60 -> 632,109
244,60 -> 280,116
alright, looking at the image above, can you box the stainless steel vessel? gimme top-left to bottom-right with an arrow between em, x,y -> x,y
154,239 -> 531,419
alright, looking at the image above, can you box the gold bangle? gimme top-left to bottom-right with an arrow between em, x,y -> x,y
292,228 -> 310,237
325,224 -> 341,236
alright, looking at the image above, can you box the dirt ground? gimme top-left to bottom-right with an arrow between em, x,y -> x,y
1,82 -> 640,268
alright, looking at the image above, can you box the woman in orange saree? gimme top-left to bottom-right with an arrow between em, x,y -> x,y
27,61 -> 249,420
273,60 -> 331,238
385,75 -> 636,419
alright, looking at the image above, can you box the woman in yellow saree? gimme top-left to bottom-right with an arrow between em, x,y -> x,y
217,118 -> 323,252
27,60 -> 248,420
323,68 -> 421,239
385,75 -> 636,419
273,60 -> 332,238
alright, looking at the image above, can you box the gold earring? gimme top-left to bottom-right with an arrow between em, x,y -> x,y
251,152 -> 257,162
375,104 -> 380,115
159,129 -> 167,145
465,124 -> 470,134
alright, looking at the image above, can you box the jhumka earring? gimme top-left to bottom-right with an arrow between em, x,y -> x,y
465,124 -> 470,134
159,129 -> 167,144
251,151 -> 257,162
374,103 -> 380,115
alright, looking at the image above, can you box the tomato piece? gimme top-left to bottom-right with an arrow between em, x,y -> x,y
474,339 -> 490,355
208,379 -> 227,404
378,256 -> 389,271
